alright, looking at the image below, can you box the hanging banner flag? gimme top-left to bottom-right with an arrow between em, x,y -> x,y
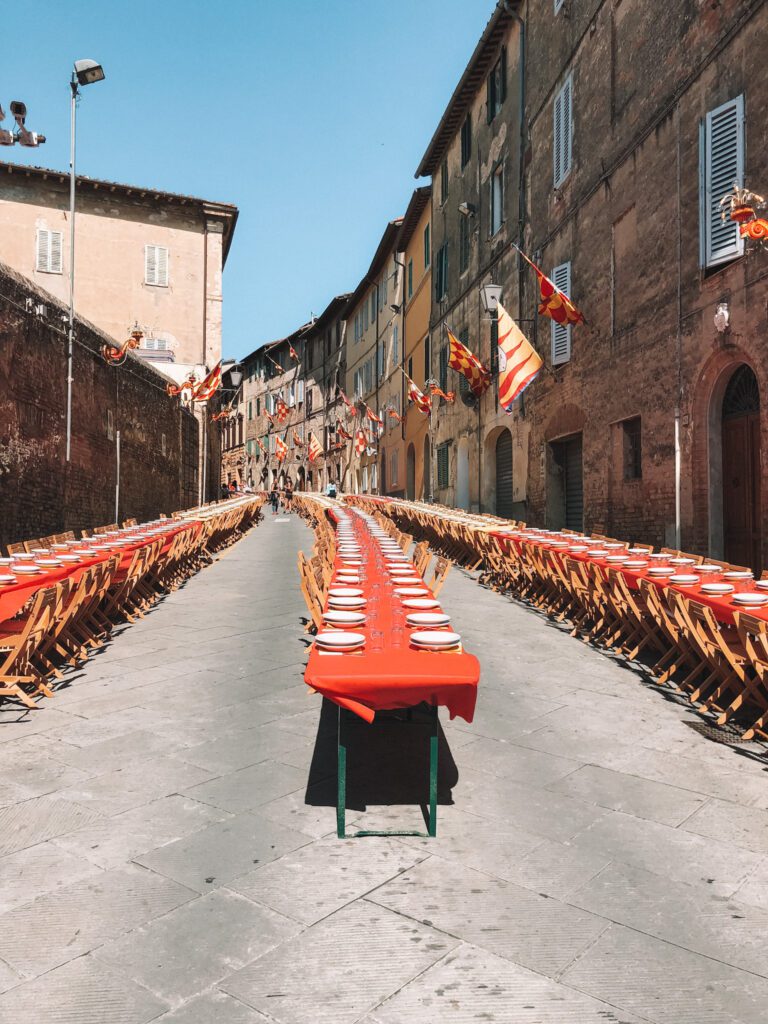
255,436 -> 268,455
308,432 -> 323,462
288,343 -> 300,362
338,387 -> 355,414
387,408 -> 403,423
515,245 -> 585,326
265,351 -> 285,373
355,429 -> 367,454
497,301 -> 543,412
429,384 -> 455,403
365,404 -> 383,426
447,328 -> 491,396
275,436 -> 288,462
337,421 -> 353,440
293,429 -> 305,447
403,371 -> 432,415
276,397 -> 289,423
265,410 -> 276,428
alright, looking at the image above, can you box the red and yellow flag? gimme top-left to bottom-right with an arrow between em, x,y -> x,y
387,408 -> 403,423
276,398 -> 289,423
275,436 -> 287,462
265,410 -> 275,427
405,373 -> 431,415
337,421 -> 353,440
497,301 -> 543,412
193,361 -> 222,401
288,343 -> 299,362
429,384 -> 455,403
447,328 -> 490,397
292,429 -> 304,447
338,388 -> 355,415
517,247 -> 584,326
355,429 -> 367,454
255,436 -> 267,454
308,432 -> 323,462
365,404 -> 383,426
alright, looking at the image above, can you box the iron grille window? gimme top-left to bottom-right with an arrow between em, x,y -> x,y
423,223 -> 431,269
461,112 -> 472,167
434,243 -> 448,301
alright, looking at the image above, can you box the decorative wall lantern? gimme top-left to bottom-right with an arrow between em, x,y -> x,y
480,283 -> 502,316
720,183 -> 768,245
713,302 -> 730,334
101,324 -> 143,366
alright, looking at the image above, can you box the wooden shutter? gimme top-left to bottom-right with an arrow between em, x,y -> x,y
36,228 -> 49,271
439,344 -> 448,391
551,262 -> 572,365
157,246 -> 168,286
554,76 -> 572,187
145,245 -> 156,284
703,95 -> 744,267
49,231 -> 63,273
36,228 -> 62,273
437,443 -> 449,488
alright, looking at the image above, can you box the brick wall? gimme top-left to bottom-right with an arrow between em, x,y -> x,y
0,262 -> 200,546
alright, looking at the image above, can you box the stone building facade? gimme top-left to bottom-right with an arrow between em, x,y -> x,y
0,261 -> 199,545
415,0 -> 768,568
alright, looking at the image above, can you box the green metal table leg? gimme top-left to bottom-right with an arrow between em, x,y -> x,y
337,706 -> 346,838
428,703 -> 438,837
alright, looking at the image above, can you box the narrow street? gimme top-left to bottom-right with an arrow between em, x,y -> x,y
0,515 -> 766,1021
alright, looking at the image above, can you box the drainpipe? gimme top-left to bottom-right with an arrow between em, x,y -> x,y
675,105 -> 682,549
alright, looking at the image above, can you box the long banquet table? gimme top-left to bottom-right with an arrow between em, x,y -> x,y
304,503 -> 480,837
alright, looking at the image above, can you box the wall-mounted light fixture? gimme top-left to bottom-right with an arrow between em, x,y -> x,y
714,301 -> 730,334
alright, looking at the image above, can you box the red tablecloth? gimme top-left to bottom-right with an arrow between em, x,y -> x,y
305,508 -> 480,723
490,530 -> 765,626
0,521 -> 199,627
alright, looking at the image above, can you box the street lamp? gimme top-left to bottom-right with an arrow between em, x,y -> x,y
65,58 -> 105,463
480,282 -> 502,317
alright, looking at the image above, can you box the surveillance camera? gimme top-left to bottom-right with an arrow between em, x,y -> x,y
9,100 -> 26,125
0,129 -> 14,146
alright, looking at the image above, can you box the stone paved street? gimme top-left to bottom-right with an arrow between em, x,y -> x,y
1,514 -> 768,1022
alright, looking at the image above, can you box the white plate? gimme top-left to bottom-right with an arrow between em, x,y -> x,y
328,596 -> 367,608
34,558 -> 63,567
395,586 -> 429,596
393,577 -> 422,585
670,557 -> 696,565
402,598 -> 440,609
622,559 -> 648,568
390,568 -> 415,575
328,588 -> 363,598
10,565 -> 43,574
0,558 -> 12,565
406,612 -> 450,627
58,554 -> 82,562
603,543 -> 625,549
628,548 -> 650,554
411,630 -> 461,649
669,574 -> 699,584
755,580 -> 768,590
569,545 -> 589,551
732,593 -> 768,605
648,553 -> 668,560
335,575 -> 360,583
605,555 -> 627,563
647,567 -> 675,576
73,549 -> 95,557
323,610 -> 366,626
700,582 -> 734,594
587,550 -> 609,557
315,631 -> 365,649
14,554 -> 35,561
341,560 -> 362,566
694,564 -> 722,573
0,574 -> 17,584
723,571 -> 754,580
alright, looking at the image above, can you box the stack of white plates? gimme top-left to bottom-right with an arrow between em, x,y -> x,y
605,555 -> 626,563
390,567 -> 414,576
669,573 -> 699,585
328,587 -> 363,598
59,554 -> 81,563
723,571 -> 753,580
604,543 -> 626,550
14,554 -> 35,561
628,548 -> 650,554
10,564 -> 42,574
670,557 -> 696,565
406,612 -> 450,627
733,593 -> 768,607
0,557 -> 12,565
34,558 -> 63,567
569,545 -> 589,552
395,586 -> 429,596
647,567 -> 675,576
315,630 -> 365,652
701,582 -> 734,594
410,630 -> 461,651
0,574 -> 16,586
755,580 -> 768,590
322,610 -> 366,627
335,574 -> 359,584
694,564 -> 722,574
587,550 -> 609,558
402,597 -> 440,610
622,559 -> 649,568
328,596 -> 366,609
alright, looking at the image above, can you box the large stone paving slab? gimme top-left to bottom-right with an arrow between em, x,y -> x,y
221,898 -> 459,1024
0,793 -> 103,857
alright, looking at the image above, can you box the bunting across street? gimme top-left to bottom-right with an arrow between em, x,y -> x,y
515,245 -> 585,327
308,432 -> 323,462
496,300 -> 543,412
446,327 -> 491,397
265,351 -> 285,373
387,408 -> 403,423
265,410 -> 276,428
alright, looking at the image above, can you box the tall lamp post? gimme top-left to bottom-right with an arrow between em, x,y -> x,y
65,58 -> 105,463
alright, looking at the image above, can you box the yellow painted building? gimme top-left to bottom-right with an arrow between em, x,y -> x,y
399,187 -> 432,499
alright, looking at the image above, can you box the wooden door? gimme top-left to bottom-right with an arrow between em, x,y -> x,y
722,365 -> 761,571
495,430 -> 514,518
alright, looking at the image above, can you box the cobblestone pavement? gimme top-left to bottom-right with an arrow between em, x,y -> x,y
1,512 -> 768,1022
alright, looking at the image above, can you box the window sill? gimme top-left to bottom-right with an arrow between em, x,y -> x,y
144,282 -> 169,289
35,268 -> 62,275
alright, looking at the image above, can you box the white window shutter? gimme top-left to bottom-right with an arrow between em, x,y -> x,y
553,90 -> 563,186
145,245 -> 156,285
704,95 -> 744,267
49,231 -> 63,273
551,262 -> 572,365
553,76 -> 572,187
562,76 -> 572,179
157,246 -> 169,286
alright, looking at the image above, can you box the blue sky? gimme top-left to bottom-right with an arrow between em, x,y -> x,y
3,0 -> 493,359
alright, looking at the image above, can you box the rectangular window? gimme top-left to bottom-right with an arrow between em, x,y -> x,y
256,397 -> 261,416
439,344 -> 448,393
622,417 -> 642,480
423,223 -> 431,269
392,324 -> 399,366
487,47 -> 507,123
297,380 -> 305,404
491,163 -> 504,236
364,359 -> 373,393
437,442 -> 450,489
144,244 -> 169,287
363,302 -> 369,332
440,157 -> 449,205
700,95 -> 745,267
434,243 -> 448,301
407,259 -> 413,299
306,387 -> 313,415
553,75 -> 573,187
424,336 -> 431,381
551,261 -> 572,365
35,228 -> 63,274
391,450 -> 398,487
248,401 -> 252,420
408,356 -> 413,381
460,112 -> 472,168
377,343 -> 385,380
459,211 -> 470,273
370,290 -> 376,322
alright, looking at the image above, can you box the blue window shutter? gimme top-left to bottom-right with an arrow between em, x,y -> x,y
551,262 -> 572,366
703,95 -> 744,267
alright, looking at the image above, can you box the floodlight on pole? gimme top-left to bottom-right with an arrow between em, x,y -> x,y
65,58 -> 105,463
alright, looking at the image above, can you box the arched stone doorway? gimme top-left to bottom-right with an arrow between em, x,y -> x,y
721,364 -> 761,568
406,443 -> 416,500
423,436 -> 431,501
456,437 -> 470,510
495,429 -> 514,519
